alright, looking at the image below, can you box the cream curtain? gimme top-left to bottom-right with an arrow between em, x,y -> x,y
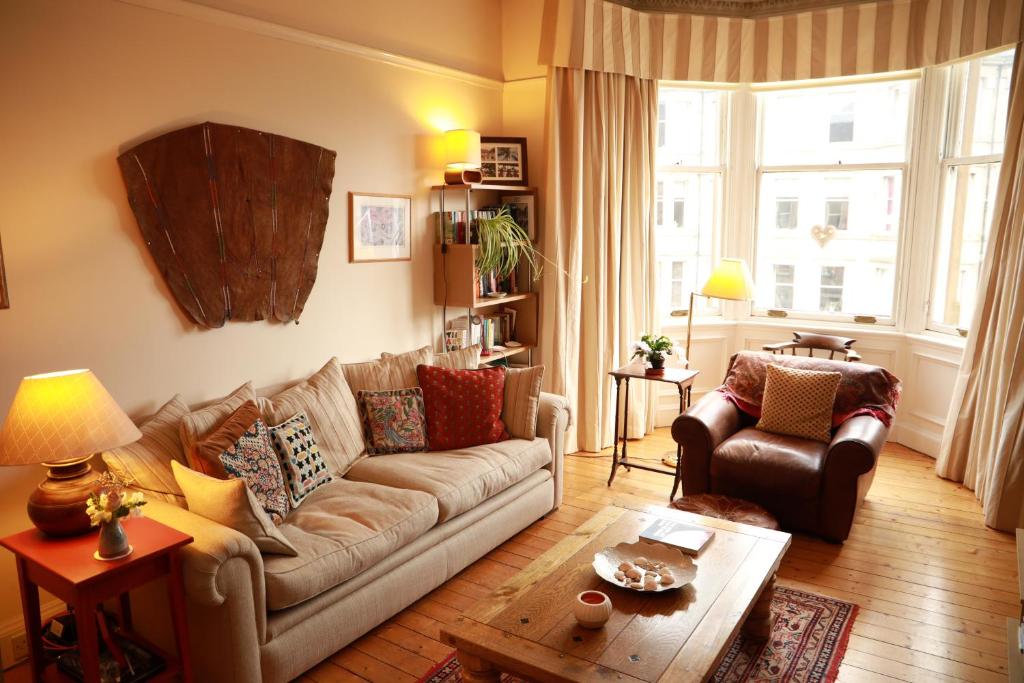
541,67 -> 658,454
937,44 -> 1024,532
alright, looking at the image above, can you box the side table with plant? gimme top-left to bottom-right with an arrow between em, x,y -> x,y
632,334 -> 675,374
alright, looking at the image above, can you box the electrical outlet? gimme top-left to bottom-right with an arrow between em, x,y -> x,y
9,633 -> 28,663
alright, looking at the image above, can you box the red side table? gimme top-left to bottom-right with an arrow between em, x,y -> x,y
0,517 -> 194,682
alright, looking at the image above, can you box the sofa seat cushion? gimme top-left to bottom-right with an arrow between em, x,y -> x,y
711,428 -> 827,501
263,479 -> 438,610
344,438 -> 552,522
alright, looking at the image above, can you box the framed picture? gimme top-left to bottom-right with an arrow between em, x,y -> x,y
348,192 -> 413,263
480,137 -> 528,186
501,194 -> 536,242
0,234 -> 8,309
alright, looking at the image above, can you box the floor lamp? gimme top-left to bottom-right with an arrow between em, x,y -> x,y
664,258 -> 755,470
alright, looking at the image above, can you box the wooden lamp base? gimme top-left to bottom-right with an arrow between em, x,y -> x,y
27,455 -> 100,537
444,168 -> 482,185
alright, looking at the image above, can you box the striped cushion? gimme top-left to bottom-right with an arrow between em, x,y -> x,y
501,366 -> 545,439
268,359 -> 365,476
434,345 -> 482,370
179,382 -> 258,457
344,346 -> 433,394
102,395 -> 189,506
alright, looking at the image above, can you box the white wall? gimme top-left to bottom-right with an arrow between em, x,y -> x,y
0,0 -> 504,643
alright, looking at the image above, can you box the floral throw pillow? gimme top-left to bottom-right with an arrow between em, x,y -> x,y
218,418 -> 290,524
357,388 -> 428,455
268,413 -> 334,507
416,365 -> 508,451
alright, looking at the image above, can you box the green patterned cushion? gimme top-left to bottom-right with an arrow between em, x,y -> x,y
268,413 -> 334,507
357,388 -> 428,455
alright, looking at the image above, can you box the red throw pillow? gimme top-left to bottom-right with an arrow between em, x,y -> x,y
416,365 -> 508,450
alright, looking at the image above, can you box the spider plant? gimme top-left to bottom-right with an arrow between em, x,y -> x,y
476,207 -> 541,281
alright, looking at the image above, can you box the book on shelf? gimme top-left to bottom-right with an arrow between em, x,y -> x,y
434,209 -> 499,245
639,518 -> 714,555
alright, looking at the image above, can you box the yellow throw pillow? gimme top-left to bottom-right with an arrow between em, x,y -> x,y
172,461 -> 297,556
756,364 -> 841,443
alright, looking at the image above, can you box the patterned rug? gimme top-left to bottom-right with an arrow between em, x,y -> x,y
419,587 -> 857,683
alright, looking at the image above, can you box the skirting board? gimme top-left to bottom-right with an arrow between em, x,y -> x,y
0,597 -> 63,670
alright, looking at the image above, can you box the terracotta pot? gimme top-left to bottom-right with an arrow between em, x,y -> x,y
573,590 -> 612,629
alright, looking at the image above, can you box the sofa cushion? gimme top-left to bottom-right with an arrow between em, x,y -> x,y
268,359 -> 365,476
219,417 -> 290,524
502,366 -> 544,440
179,382 -> 258,456
756,364 -> 840,443
344,438 -> 551,522
187,400 -> 262,478
268,412 -> 334,507
102,395 -> 189,506
264,480 -> 438,610
342,346 -> 432,394
711,428 -> 827,501
417,365 -> 508,450
357,388 -> 428,455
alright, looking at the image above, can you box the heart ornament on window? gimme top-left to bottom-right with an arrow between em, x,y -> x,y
811,224 -> 836,246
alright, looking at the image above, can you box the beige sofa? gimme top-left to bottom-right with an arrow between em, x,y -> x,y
127,383 -> 570,682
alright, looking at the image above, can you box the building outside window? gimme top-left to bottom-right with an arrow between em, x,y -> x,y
819,266 -> 845,312
655,86 -> 723,316
773,264 -> 795,309
929,48 -> 1014,333
828,94 -> 855,142
775,198 -> 798,229
825,197 -> 849,230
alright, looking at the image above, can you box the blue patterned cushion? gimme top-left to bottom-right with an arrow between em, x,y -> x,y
218,418 -> 289,524
357,388 -> 428,455
269,413 -> 334,507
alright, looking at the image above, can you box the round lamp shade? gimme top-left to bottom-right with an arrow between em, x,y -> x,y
701,258 -> 756,301
0,369 -> 141,466
444,129 -> 481,170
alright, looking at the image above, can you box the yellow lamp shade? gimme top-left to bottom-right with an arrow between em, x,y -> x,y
0,369 -> 141,466
700,258 -> 756,301
444,129 -> 481,170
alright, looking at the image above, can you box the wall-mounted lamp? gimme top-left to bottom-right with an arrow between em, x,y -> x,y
444,129 -> 482,185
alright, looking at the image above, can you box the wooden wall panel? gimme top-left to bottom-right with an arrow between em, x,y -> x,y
117,122 -> 336,328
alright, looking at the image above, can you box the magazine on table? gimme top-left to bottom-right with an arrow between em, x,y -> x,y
640,518 -> 714,555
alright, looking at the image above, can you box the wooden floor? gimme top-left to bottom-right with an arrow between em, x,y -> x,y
5,431 -> 1017,682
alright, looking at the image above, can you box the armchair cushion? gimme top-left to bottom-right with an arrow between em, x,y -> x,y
756,364 -> 841,443
712,428 -> 827,500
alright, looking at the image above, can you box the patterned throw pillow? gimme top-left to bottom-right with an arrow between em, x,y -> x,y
218,417 -> 290,524
416,365 -> 508,451
357,388 -> 428,455
187,400 -> 263,478
756,364 -> 842,443
268,413 -> 334,507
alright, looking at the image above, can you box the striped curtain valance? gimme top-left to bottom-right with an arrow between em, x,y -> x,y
540,0 -> 1023,83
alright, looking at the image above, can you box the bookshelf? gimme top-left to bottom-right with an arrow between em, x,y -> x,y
431,184 -> 539,367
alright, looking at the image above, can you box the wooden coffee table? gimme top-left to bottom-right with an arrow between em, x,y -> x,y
441,504 -> 791,682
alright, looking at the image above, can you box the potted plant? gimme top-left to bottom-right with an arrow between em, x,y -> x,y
86,473 -> 146,560
475,207 -> 541,282
632,334 -> 674,374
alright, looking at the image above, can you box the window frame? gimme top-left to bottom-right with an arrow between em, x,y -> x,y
748,74 -> 918,326
654,83 -> 730,322
926,52 -> 1011,335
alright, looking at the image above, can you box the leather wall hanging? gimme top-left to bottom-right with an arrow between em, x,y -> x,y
118,122 -> 336,328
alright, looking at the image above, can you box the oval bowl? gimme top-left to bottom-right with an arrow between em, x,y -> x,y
592,540 -> 697,593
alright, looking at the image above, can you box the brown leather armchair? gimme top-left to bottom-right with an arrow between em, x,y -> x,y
671,356 -> 892,543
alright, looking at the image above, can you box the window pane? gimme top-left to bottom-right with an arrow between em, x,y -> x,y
656,172 -> 719,315
755,170 -> 900,317
775,198 -> 798,228
761,80 -> 911,165
954,49 -> 1015,157
930,162 -> 1000,329
656,88 -> 721,167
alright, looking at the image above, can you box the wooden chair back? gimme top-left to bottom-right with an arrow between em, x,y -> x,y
761,331 -> 861,362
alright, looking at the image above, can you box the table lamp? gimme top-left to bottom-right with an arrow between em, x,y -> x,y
0,369 -> 142,536
444,129 -> 482,185
683,258 -> 756,368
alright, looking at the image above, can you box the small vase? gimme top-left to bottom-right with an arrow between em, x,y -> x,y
97,518 -> 131,560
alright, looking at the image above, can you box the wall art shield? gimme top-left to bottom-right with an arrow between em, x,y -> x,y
118,122 -> 336,328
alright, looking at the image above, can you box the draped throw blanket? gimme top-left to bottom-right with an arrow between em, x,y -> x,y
541,68 -> 658,453
541,0 -> 1022,83
937,43 -> 1024,533
719,351 -> 902,429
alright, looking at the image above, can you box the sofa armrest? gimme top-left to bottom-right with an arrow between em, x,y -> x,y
671,391 -> 741,496
819,416 -> 889,542
143,499 -> 268,642
537,392 -> 571,508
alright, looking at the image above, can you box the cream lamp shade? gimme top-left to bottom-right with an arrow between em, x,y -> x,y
700,258 -> 756,301
0,369 -> 141,466
444,129 -> 482,170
